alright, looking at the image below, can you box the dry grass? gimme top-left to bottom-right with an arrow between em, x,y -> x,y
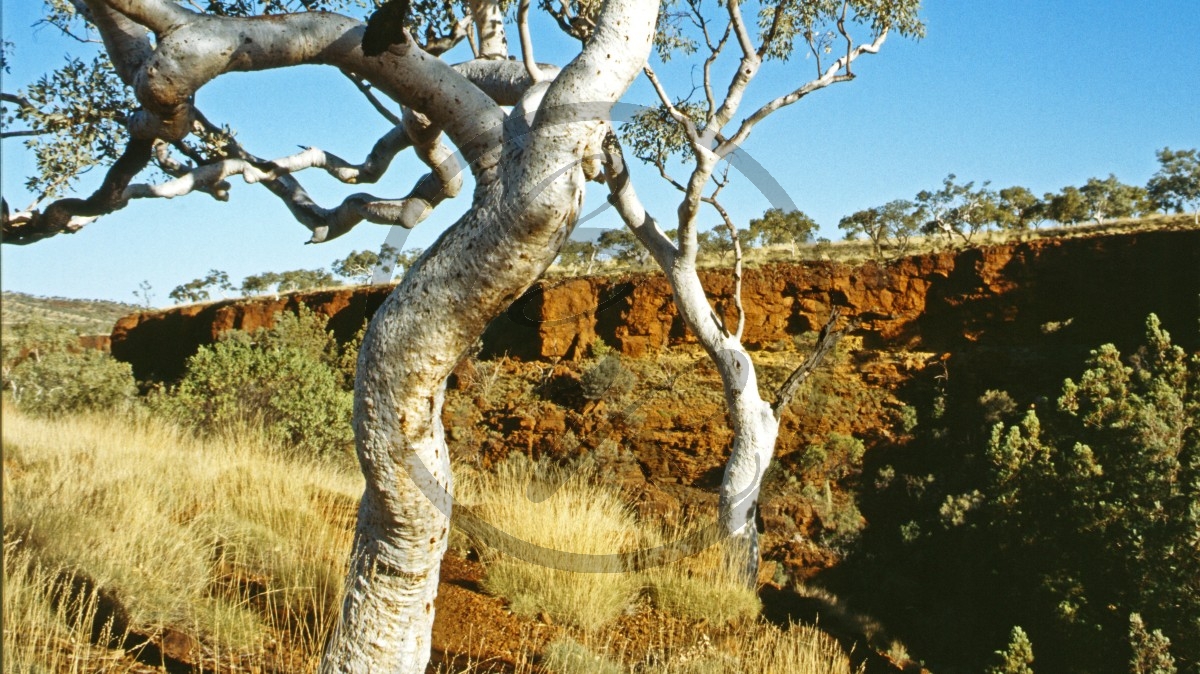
2,406 -> 363,671
543,622 -> 861,674
458,457 -> 754,630
457,455 -> 644,631
641,532 -> 761,625
729,622 -> 863,674
456,456 -> 857,672
3,407 -> 863,673
2,538 -> 133,673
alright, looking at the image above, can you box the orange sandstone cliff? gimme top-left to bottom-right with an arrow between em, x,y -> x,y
112,227 -> 1199,384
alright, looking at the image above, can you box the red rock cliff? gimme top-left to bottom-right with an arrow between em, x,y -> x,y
111,228 -> 1200,383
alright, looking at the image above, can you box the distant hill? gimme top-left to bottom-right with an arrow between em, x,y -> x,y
1,291 -> 141,335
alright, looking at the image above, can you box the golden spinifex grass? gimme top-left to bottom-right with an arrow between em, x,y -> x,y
456,456 -> 755,631
640,529 -> 762,626
543,622 -> 862,674
457,455 -> 644,632
3,538 -> 131,674
2,407 -> 363,671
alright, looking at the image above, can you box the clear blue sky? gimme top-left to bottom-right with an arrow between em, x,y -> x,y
2,1 -> 1198,306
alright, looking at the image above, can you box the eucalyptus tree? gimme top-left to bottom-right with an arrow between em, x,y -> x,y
603,0 -> 923,581
556,238 -> 600,273
838,198 -> 919,260
2,0 -> 658,670
169,268 -> 233,304
597,226 -> 649,266
1146,147 -> 1200,225
332,245 -> 404,284
1044,186 -> 1089,226
748,207 -> 818,257
915,173 -> 999,244
996,186 -> 1045,231
1079,174 -> 1148,224
1,0 -> 924,667
241,268 -> 340,295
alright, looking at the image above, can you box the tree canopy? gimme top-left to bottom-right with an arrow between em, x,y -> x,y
1147,147 -> 1200,223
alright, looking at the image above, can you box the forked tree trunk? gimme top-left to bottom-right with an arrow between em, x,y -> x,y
323,164 -> 600,674
320,1 -> 659,670
605,144 -> 840,587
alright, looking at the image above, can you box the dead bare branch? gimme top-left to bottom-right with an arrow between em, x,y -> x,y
772,308 -> 845,419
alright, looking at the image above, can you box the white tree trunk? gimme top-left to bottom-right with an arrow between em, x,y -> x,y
319,1 -> 659,670
604,145 -> 803,585
666,265 -> 779,580
469,0 -> 509,58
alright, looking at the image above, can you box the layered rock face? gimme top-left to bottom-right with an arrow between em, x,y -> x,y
112,228 -> 1199,383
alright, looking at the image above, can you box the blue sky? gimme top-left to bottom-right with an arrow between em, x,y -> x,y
2,1 -> 1198,305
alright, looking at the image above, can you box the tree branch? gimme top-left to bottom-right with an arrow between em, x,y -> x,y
95,0 -> 190,34
3,43 -> 541,245
757,0 -> 788,59
342,71 -> 403,125
152,140 -> 231,200
452,59 -> 561,105
94,3 -> 506,170
1,92 -> 34,109
702,191 -> 745,340
542,0 -> 592,42
720,29 -> 887,156
701,0 -> 760,145
601,130 -> 677,269
517,0 -> 545,82
643,64 -> 701,147
2,138 -> 153,244
81,0 -> 153,86
772,308 -> 844,419
13,2 -> 614,248
0,129 -> 45,139
421,14 -> 473,56
280,129 -> 414,185
702,23 -> 732,120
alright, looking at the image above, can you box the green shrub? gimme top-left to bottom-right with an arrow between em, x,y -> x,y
987,627 -> 1035,674
1129,613 -> 1177,674
2,319 -> 136,416
930,314 -> 1199,670
580,354 -> 636,403
152,307 -> 354,457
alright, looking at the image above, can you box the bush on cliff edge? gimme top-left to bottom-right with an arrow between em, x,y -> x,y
152,306 -> 355,458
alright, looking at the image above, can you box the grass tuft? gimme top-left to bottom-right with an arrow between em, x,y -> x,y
459,455 -> 642,631
642,537 -> 761,625
2,406 -> 362,669
542,636 -> 626,674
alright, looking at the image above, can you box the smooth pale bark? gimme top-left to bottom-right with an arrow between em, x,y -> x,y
320,0 -> 659,670
608,13 -> 886,583
605,143 -> 776,579
11,5 -> 543,242
469,0 -> 509,58
670,264 -> 779,577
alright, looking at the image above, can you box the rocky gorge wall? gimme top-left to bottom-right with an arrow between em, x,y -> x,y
112,227 -> 1200,386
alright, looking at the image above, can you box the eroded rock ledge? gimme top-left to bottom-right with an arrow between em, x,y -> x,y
111,228 -> 1200,384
